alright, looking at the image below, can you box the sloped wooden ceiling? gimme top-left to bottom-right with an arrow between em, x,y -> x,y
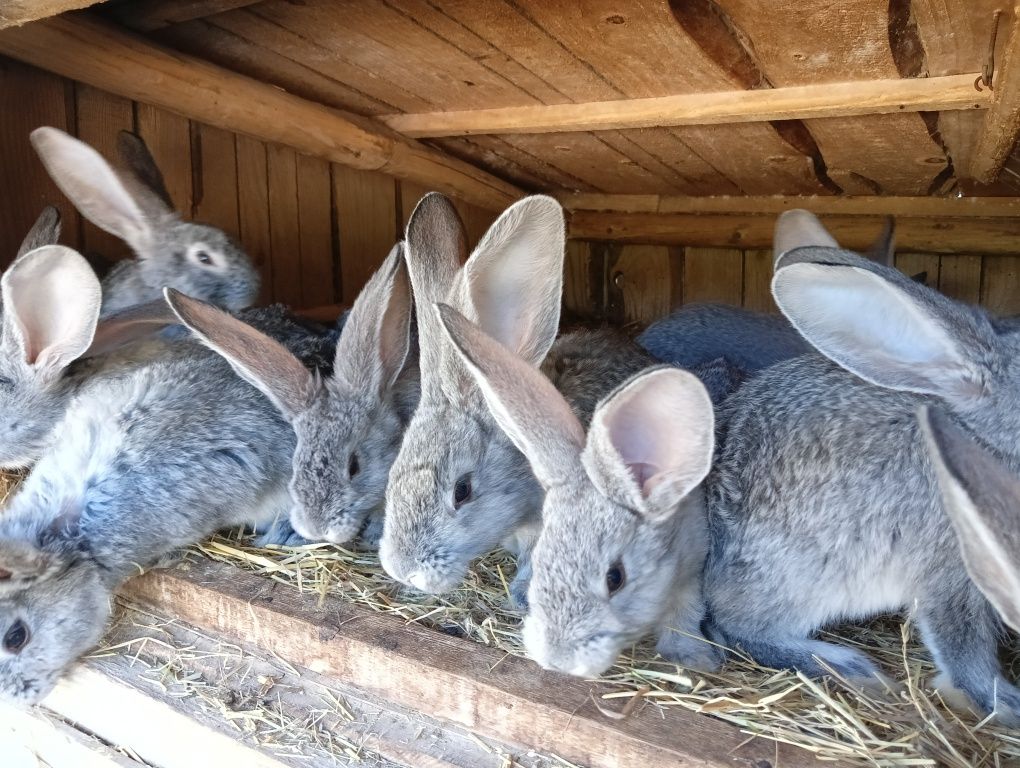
82,0 -> 1017,198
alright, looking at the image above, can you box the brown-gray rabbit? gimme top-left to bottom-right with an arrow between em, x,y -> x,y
31,126 -> 259,316
438,304 -> 718,675
704,211 -> 1020,723
163,244 -> 417,546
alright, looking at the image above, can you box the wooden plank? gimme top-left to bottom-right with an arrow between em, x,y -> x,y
0,0 -> 105,28
0,57 -> 80,266
939,254 -> 983,304
119,559 -> 823,768
266,144 -> 302,308
452,200 -> 497,250
558,193 -> 1020,218
296,153 -> 337,308
980,255 -> 1020,314
896,253 -> 941,289
190,122 -> 239,237
562,240 -> 604,322
235,134 -> 272,304
568,211 -> 1020,254
105,0 -> 262,32
0,14 -> 523,211
683,247 -> 743,305
0,702 -> 140,768
969,10 -> 1020,182
381,74 -> 987,137
742,249 -> 777,313
135,103 -> 192,214
334,165 -> 398,305
607,245 -> 677,326
73,83 -> 135,260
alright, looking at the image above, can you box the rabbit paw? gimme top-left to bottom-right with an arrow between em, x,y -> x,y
358,515 -> 385,549
655,631 -> 724,672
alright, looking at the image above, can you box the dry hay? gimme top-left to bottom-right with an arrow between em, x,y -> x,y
196,531 -> 1020,768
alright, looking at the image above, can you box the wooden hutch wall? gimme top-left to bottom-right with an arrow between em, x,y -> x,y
3,56 -> 1018,327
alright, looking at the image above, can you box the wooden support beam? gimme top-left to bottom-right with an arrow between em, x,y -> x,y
558,194 -> 1020,218
106,0 -> 263,32
969,7 -> 1020,183
0,14 -> 522,211
567,211 -> 1020,254
381,74 -> 989,137
0,0 -> 105,28
119,559 -> 825,768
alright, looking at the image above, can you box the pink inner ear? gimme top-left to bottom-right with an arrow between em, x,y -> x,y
629,461 -> 657,491
0,568 -> 11,580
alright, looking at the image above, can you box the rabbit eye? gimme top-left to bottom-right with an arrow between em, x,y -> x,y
348,453 -> 360,478
453,473 -> 473,509
3,619 -> 29,654
606,560 -> 626,596
195,249 -> 213,265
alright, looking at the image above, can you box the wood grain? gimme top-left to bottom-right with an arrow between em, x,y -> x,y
266,143 -> 302,307
981,255 -> 1020,314
190,122 -> 239,237
683,247 -> 743,305
969,9 -> 1020,182
607,245 -> 677,325
0,0 -> 105,28
895,253 -> 941,288
296,153 -> 336,307
334,165 -> 398,304
105,0 -> 262,32
135,103 -> 192,214
939,254 -> 983,304
742,249 -> 777,313
235,134 -> 273,304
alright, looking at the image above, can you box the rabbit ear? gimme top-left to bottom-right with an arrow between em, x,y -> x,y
332,243 -> 413,396
773,209 -> 839,267
16,206 -> 61,259
583,368 -> 714,523
866,215 -> 896,268
84,298 -> 179,358
772,252 -> 985,402
919,406 -> 1020,632
115,130 -> 175,217
457,195 -> 565,367
0,503 -> 81,596
1,245 -> 101,388
165,288 -> 316,421
31,127 -> 154,256
0,539 -> 60,596
437,303 -> 585,489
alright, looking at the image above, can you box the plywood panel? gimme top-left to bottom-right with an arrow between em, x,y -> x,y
683,247 -> 743,305
939,254 -> 983,305
235,134 -> 273,304
981,256 -> 1020,315
266,143 -> 302,307
742,249 -> 776,313
135,103 -> 192,215
190,122 -> 239,237
334,164 -> 398,304
296,153 -> 336,307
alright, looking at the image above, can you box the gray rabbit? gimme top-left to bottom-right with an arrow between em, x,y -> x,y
31,126 -> 259,316
165,244 -> 416,546
703,212 -> 1020,723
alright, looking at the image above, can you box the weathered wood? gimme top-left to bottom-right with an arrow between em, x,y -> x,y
896,253 -> 941,289
981,255 -> 1020,314
969,8 -> 1020,183
607,245 -> 676,325
742,249 -> 777,313
0,701 -> 139,768
559,193 -> 1020,217
106,0 -> 262,32
120,559 -> 824,768
190,122 -> 239,237
569,211 -> 1020,254
939,254 -> 983,304
563,240 -> 604,322
0,0 -> 104,28
135,103 -> 193,214
296,153 -> 336,308
381,74 -> 987,137
683,247 -> 743,305
0,14 -> 522,211
334,165 -> 398,305
266,144 -> 302,308
235,134 -> 273,304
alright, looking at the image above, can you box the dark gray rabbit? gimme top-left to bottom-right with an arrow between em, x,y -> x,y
704,212 -> 1020,723
31,126 -> 259,316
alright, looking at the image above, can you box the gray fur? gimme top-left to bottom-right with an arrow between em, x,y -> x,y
31,127 -> 259,316
15,206 -> 61,259
704,238 -> 1020,723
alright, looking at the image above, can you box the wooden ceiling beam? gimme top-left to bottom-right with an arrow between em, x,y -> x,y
968,8 -> 1020,183
0,0 -> 106,28
381,74 -> 989,138
0,13 -> 522,211
106,0 -> 263,32
559,194 -> 1020,218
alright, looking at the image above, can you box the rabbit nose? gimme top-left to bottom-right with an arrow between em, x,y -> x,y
406,571 -> 431,592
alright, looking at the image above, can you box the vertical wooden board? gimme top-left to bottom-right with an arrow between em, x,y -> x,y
742,249 -> 777,313
334,165 -> 398,305
607,244 -> 675,326
73,83 -> 135,261
563,240 -> 603,322
939,254 -> 982,305
0,58 -> 80,266
895,253 -> 940,289
296,153 -> 336,308
190,123 -> 239,238
135,103 -> 193,214
235,134 -> 273,304
453,200 -> 497,250
266,143 -> 302,307
683,247 -> 743,306
399,180 -> 431,230
981,256 -> 1020,315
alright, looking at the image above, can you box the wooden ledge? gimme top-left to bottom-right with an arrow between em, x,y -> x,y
119,558 -> 827,768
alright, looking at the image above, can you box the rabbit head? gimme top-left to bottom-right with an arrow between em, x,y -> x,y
920,406 -> 1020,632
439,305 -> 714,677
0,245 -> 101,469
164,244 -> 414,545
379,193 -> 564,594
31,127 -> 259,314
0,504 -> 110,705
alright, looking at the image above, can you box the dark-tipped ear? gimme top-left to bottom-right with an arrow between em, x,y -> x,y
772,248 -> 985,403
865,215 -> 896,268
115,129 -> 175,216
332,243 -> 413,395
84,298 -> 180,358
165,288 -> 316,421
438,303 -> 585,489
772,209 -> 839,267
1,245 -> 101,388
919,407 -> 1020,632
583,368 -> 714,522
16,206 -> 61,258
0,500 -> 80,597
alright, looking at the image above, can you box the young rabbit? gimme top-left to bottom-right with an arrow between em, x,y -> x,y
162,245 -> 416,546
702,211 -> 1020,722
919,406 -> 1020,634
31,126 -> 259,316
437,305 -> 718,674
0,284 -> 336,706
